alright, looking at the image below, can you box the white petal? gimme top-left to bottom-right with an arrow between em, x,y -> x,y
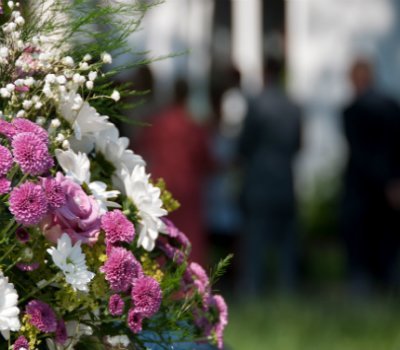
55,149 -> 91,184
48,234 -> 94,293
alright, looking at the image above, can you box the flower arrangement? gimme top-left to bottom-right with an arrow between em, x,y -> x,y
0,1 -> 229,349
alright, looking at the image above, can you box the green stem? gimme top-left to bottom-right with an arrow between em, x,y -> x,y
0,242 -> 17,263
3,257 -> 22,273
0,218 -> 16,244
6,164 -> 18,181
18,273 -> 61,304
14,172 -> 29,188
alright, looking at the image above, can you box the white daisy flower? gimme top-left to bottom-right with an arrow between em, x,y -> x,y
56,148 -> 120,212
88,181 -> 120,214
95,126 -> 145,177
58,91 -> 112,153
55,148 -> 90,185
47,233 -> 95,292
118,165 -> 167,251
0,271 -> 20,340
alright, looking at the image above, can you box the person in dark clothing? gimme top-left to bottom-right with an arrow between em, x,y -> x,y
237,57 -> 302,296
341,59 -> 400,291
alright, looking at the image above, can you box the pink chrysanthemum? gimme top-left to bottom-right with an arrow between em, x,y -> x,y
16,228 -> 30,243
12,132 -> 53,175
101,209 -> 135,245
55,319 -> 68,345
100,247 -> 142,292
0,145 -> 13,177
0,177 -> 11,194
109,294 -> 125,316
41,177 -> 66,210
16,262 -> 40,272
13,335 -> 30,350
9,182 -> 48,226
13,118 -> 49,144
127,308 -> 143,334
163,218 -> 191,248
131,276 -> 162,318
189,262 -> 210,296
25,300 -> 57,333
211,295 -> 228,349
0,119 -> 16,138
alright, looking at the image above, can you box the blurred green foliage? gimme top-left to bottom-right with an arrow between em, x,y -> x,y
298,172 -> 346,283
225,295 -> 400,350
299,172 -> 341,239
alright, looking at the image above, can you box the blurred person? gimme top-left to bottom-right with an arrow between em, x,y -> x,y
206,67 -> 245,238
237,57 -> 302,296
341,59 -> 400,292
206,67 -> 245,288
136,79 -> 213,266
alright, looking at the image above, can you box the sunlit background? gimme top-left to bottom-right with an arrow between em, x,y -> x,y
115,0 -> 400,349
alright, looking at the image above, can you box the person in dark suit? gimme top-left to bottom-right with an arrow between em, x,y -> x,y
237,57 -> 302,295
341,59 -> 400,292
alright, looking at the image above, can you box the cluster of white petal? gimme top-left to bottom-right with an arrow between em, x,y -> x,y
55,148 -> 90,185
88,181 -> 121,214
0,271 -> 20,340
58,91 -> 113,153
96,126 -> 145,172
118,165 -> 168,251
47,234 -> 95,292
95,125 -> 146,190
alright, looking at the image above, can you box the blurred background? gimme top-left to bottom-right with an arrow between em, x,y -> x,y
115,0 -> 400,349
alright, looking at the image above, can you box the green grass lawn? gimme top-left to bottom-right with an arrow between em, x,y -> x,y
224,294 -> 400,350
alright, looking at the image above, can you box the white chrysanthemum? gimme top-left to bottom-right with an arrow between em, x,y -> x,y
88,181 -> 120,214
55,148 -> 90,184
47,233 -> 95,292
95,126 -> 145,189
58,91 -> 112,153
0,272 -> 20,340
56,148 -> 120,212
119,165 -> 167,251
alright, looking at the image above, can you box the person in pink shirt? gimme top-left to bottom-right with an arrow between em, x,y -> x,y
137,79 -> 213,266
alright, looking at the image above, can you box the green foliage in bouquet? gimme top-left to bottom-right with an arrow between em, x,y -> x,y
0,1 -> 228,349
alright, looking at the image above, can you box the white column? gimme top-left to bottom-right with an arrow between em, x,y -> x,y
187,0 -> 214,118
286,0 -> 310,102
143,0 -> 187,103
232,0 -> 263,95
